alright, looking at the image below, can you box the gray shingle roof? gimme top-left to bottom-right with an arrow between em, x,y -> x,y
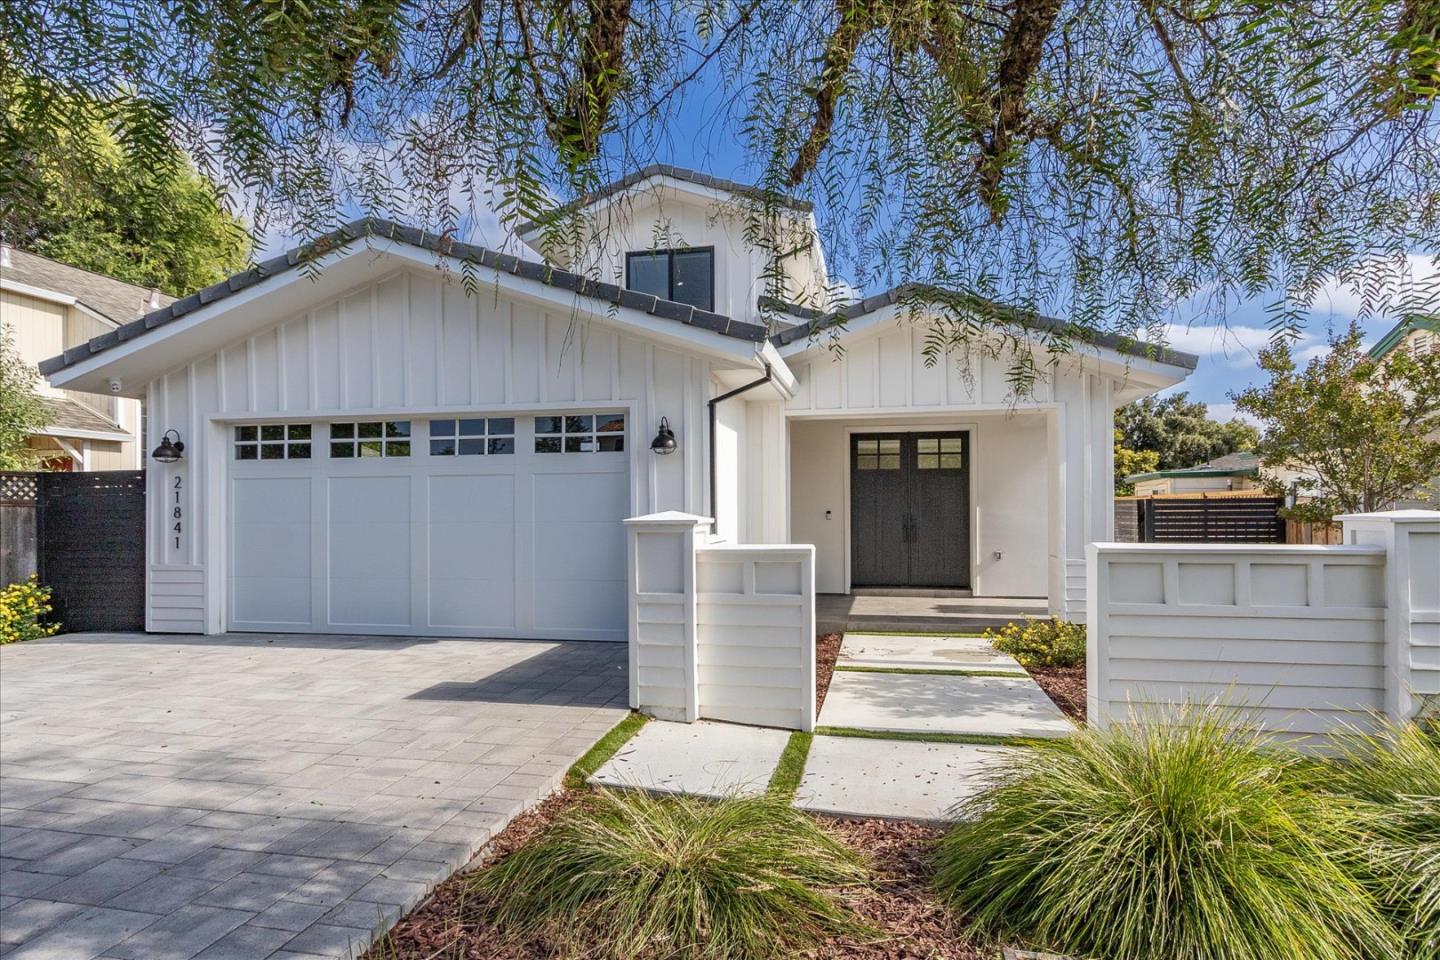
37,396 -> 124,435
761,287 -> 1200,371
38,217 -> 769,378
4,248 -> 175,323
515,164 -> 813,235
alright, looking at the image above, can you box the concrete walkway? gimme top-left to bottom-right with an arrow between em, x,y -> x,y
589,721 -> 790,798
0,633 -> 627,960
794,737 -> 1017,822
839,633 -> 1027,674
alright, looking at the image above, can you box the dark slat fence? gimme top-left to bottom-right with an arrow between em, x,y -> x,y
1116,494 -> 1286,544
0,471 -> 146,631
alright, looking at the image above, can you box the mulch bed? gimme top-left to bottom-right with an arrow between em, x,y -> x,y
1025,665 -> 1086,723
816,632 -> 842,713
364,792 -> 989,960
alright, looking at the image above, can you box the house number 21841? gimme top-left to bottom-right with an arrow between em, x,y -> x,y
172,475 -> 183,550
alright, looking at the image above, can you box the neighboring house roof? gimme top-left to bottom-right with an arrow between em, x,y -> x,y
3,247 -> 176,323
35,396 -> 126,438
1127,450 -> 1261,483
38,217 -> 773,378
762,288 -> 1200,371
515,164 -> 813,235
1367,313 -> 1440,361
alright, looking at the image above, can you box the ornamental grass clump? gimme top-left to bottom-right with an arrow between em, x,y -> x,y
1327,722 -> 1440,960
933,705 -> 1397,960
468,789 -> 868,960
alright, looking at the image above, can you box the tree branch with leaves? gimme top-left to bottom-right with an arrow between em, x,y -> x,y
1232,323 -> 1440,519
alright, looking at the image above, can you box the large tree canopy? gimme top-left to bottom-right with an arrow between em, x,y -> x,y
1117,392 -> 1259,471
1232,323 -> 1440,517
1,83 -> 251,295
3,1 -> 1436,370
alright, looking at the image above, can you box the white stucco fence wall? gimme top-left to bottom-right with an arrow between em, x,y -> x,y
1087,510 -> 1440,741
625,512 -> 816,731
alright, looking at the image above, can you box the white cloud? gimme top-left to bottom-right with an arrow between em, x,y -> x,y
1204,401 -> 1260,427
1157,323 -> 1280,367
1310,253 -> 1439,319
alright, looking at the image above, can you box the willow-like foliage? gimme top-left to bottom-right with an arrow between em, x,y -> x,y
3,1 -> 1437,388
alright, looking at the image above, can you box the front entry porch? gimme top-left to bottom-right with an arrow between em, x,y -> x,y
816,592 -> 1049,634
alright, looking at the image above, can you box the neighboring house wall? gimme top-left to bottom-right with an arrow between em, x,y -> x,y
1088,511 -> 1440,743
1133,475 -> 1261,495
1,285 -> 141,470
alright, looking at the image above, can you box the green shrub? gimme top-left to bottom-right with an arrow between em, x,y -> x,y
1327,722 -> 1440,960
984,616 -> 1085,667
1,577 -> 60,644
468,789 -> 868,959
933,705 -> 1396,960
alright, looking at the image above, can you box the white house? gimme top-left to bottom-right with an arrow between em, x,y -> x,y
40,166 -> 1195,640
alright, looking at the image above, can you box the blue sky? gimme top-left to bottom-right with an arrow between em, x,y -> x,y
251,82 -> 1434,424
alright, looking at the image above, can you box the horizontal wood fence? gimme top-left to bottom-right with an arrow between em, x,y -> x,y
0,471 -> 146,632
1115,494 -> 1285,544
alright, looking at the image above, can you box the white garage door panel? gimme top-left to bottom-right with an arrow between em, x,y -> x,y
228,416 -> 629,640
231,477 -> 313,627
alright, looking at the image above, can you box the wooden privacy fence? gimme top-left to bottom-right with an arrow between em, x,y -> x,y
0,471 -> 146,632
1115,494 -> 1286,544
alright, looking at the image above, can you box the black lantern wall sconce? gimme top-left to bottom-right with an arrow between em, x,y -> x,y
151,430 -> 185,463
649,417 -> 677,455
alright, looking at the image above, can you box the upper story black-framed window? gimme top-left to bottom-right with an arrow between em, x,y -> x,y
625,248 -> 714,312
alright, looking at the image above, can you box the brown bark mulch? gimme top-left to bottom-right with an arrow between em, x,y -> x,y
816,632 -> 842,713
363,792 -> 989,960
1025,665 -> 1086,723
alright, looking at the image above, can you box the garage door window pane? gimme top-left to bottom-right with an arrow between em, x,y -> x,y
537,412 -> 625,453
428,416 -> 512,456
332,422 -> 411,457
236,423 -> 312,460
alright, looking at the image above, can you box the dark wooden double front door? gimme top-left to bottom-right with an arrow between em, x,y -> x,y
850,432 -> 970,588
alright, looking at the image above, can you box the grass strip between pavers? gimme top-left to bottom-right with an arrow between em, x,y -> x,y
565,711 -> 648,790
835,665 -> 1024,678
814,725 -> 1057,748
765,730 -> 814,800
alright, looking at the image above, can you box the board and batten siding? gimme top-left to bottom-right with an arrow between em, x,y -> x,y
1087,543 -> 1390,740
144,266 -> 713,634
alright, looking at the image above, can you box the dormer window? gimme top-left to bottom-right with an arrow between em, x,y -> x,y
625,248 -> 714,312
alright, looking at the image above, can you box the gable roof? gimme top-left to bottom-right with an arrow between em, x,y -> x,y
1367,313 -> 1439,361
762,287 -> 1200,371
515,164 -> 813,236
3,247 -> 176,323
36,396 -> 126,438
38,217 -> 769,379
1127,450 -> 1260,483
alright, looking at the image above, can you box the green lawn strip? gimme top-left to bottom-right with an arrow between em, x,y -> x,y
814,725 -> 1057,748
564,712 -> 648,790
835,665 -> 1024,678
765,730 -> 814,800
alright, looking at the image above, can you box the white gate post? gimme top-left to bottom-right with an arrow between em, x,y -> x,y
623,511 -> 711,722
1338,510 -> 1440,722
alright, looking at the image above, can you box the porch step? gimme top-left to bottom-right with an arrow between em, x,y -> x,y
850,587 -> 974,598
816,594 -> 1048,636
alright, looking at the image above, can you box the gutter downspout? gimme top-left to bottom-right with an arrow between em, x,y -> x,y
707,363 -> 773,536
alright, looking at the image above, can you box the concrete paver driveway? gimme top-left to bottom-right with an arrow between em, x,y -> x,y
0,633 -> 627,959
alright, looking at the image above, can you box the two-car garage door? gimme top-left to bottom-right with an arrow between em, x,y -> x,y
227,413 -> 630,641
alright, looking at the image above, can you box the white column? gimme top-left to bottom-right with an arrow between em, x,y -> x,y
623,511 -> 711,722
1337,510 -> 1440,721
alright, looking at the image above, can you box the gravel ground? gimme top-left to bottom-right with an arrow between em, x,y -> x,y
363,791 -> 990,960
1025,665 -> 1086,722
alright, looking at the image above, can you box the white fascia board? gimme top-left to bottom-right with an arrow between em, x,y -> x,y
48,239 -> 759,393
779,301 -> 1192,390
2,278 -> 77,306
36,424 -> 133,442
756,340 -> 798,398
